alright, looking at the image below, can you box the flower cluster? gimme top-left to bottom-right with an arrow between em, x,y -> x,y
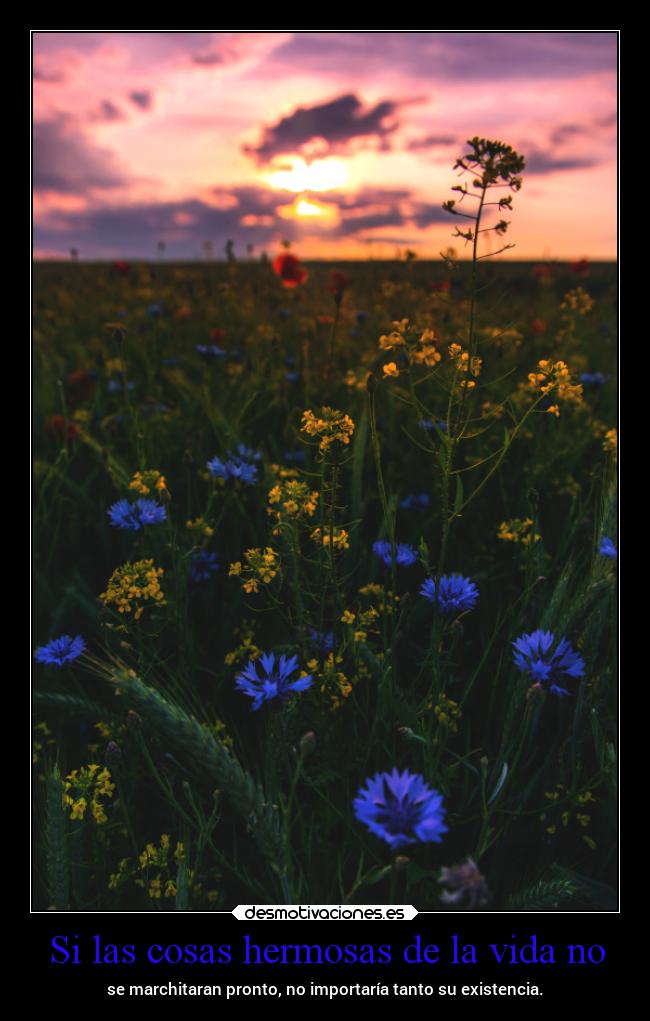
128,469 -> 167,497
433,692 -> 462,733
439,857 -> 491,908
497,518 -> 541,546
207,451 -> 258,485
527,359 -> 583,414
108,498 -> 167,531
354,769 -> 448,850
420,574 -> 479,614
311,526 -> 350,551
235,652 -> 313,710
190,550 -> 219,582
35,634 -> 85,666
224,620 -> 261,668
196,343 -> 225,360
539,785 -> 598,849
306,651 -> 355,711
267,477 -> 319,533
300,407 -> 355,454
560,287 -> 594,315
599,536 -> 617,559
186,517 -> 214,539
373,540 -> 418,567
448,343 -> 482,389
64,764 -> 115,824
99,559 -> 166,619
378,320 -> 442,378
229,547 -> 280,594
603,428 -> 617,459
512,630 -> 585,696
109,833 -> 185,900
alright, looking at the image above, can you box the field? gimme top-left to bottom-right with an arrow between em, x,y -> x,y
33,239 -> 618,911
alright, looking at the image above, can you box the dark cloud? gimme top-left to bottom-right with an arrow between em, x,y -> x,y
33,185 -> 431,257
244,93 -> 401,164
550,123 -> 587,146
192,51 -> 224,66
129,90 -> 153,110
33,117 -> 128,194
33,66 -> 66,83
91,100 -> 125,123
524,147 -> 599,175
412,203 -> 457,229
267,33 -> 617,83
406,134 -> 457,152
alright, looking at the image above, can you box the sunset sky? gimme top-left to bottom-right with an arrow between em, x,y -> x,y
33,31 -> 618,261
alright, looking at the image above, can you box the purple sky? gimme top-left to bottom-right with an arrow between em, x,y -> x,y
33,31 -> 618,260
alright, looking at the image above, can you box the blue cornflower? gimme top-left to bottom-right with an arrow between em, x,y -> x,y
355,310 -> 367,323
512,630 -> 585,696
35,634 -> 86,667
147,303 -> 164,318
196,344 -> 226,359
107,379 -> 135,394
353,769 -> 448,850
283,448 -> 306,465
190,550 -> 219,582
420,574 -> 479,614
400,493 -> 432,511
579,372 -> 610,386
207,453 -> 258,485
309,629 -> 336,654
236,443 -> 262,462
286,371 -> 300,383
599,536 -> 617,559
373,540 -> 419,567
235,652 -> 313,711
421,419 -> 447,433
108,498 -> 167,531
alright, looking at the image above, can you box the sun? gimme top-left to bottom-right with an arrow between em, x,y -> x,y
265,157 -> 348,193
277,196 -> 340,226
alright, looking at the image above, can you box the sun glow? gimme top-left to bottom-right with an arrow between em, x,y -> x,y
277,196 -> 341,226
265,157 -> 348,193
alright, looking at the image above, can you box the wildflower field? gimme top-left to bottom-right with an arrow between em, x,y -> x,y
33,141 -> 618,912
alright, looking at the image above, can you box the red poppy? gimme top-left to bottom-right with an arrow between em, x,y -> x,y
210,328 -> 226,343
531,263 -> 552,280
273,253 -> 308,288
570,258 -> 589,275
44,415 -> 79,441
327,270 -> 348,299
531,318 -> 546,336
431,279 -> 451,293
65,368 -> 97,404
113,260 -> 130,274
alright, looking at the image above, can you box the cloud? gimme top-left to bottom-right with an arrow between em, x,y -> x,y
33,184 -> 427,256
406,134 -> 457,152
90,99 -> 125,122
129,90 -> 153,110
244,93 -> 401,164
524,147 -> 599,175
266,33 -> 617,83
412,203 -> 457,228
33,66 -> 66,83
33,116 -> 128,194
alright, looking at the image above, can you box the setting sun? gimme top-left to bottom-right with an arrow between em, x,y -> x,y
277,196 -> 340,226
265,157 -> 348,193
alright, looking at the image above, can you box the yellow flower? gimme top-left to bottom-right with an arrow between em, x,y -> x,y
100,560 -> 165,620
383,362 -> 399,378
300,407 -> 355,454
129,470 -> 168,497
